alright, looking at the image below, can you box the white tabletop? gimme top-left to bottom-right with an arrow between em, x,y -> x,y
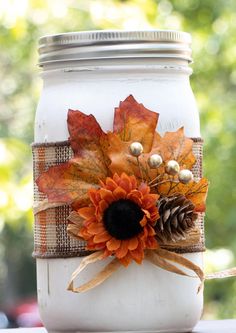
1,320 -> 236,333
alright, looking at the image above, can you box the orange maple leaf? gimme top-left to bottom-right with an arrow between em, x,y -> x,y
106,95 -> 159,180
67,109 -> 105,156
154,127 -> 196,169
113,95 -> 159,152
37,110 -> 109,204
157,176 -> 209,212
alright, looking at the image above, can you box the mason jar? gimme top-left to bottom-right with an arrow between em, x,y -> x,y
33,30 -> 204,333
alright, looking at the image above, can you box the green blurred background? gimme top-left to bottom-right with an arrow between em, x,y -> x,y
0,0 -> 236,320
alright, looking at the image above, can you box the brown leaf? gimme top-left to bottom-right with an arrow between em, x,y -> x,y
183,178 -> 209,212
106,132 -> 162,182
36,160 -> 100,206
106,132 -> 153,182
154,127 -> 196,169
67,109 -> 106,156
67,110 -> 109,182
37,110 -> 110,207
113,95 -> 159,152
157,177 -> 209,212
106,132 -> 136,176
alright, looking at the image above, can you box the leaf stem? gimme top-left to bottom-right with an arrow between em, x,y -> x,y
148,174 -> 162,186
136,157 -> 144,182
150,180 -> 179,188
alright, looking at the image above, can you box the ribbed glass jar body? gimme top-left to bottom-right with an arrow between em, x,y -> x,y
34,31 -> 203,333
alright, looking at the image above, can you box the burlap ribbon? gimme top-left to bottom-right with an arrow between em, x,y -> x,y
67,248 -> 236,293
32,139 -> 205,258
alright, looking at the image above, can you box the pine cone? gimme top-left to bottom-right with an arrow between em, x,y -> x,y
156,194 -> 198,242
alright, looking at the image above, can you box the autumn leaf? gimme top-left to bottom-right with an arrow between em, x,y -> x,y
37,162 -> 90,205
36,109 -> 111,205
105,132 -> 152,181
113,95 -> 159,152
36,152 -> 108,206
183,178 -> 209,212
154,127 -> 196,169
67,109 -> 106,156
106,132 -> 135,176
157,177 -> 209,212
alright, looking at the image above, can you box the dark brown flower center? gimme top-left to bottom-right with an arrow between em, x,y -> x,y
103,199 -> 144,240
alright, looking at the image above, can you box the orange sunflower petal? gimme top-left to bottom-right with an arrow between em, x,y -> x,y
86,243 -> 97,250
93,242 -> 107,250
142,194 -> 158,209
103,248 -> 112,258
115,240 -> 129,258
98,199 -> 109,213
113,186 -> 127,200
120,172 -> 134,191
139,227 -> 148,243
129,175 -> 137,190
139,215 -> 147,227
78,227 -> 92,240
93,231 -> 111,243
89,189 -> 101,206
87,222 -> 105,234
146,224 -> 156,236
99,188 -> 115,204
86,239 -> 97,250
119,178 -> 132,193
130,244 -> 144,264
84,216 -> 96,227
145,236 -> 158,249
112,173 -> 121,185
142,209 -> 151,219
78,206 -> 95,219
106,238 -> 121,251
149,206 -> 159,221
127,190 -> 142,205
128,237 -> 139,251
119,253 -> 132,267
105,177 -> 118,191
138,183 -> 150,195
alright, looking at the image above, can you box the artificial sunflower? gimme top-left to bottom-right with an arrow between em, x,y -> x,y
69,173 -> 159,267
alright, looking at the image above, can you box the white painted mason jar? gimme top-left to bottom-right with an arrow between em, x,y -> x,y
34,30 -> 203,333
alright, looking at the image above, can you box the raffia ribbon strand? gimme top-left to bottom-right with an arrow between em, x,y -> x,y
205,267 -> 236,280
33,199 -> 66,215
67,251 -> 121,293
155,248 -> 204,281
146,250 -> 198,278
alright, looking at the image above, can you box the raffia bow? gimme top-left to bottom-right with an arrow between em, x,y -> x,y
67,248 -> 236,293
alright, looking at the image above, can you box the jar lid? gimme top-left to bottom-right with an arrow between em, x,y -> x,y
38,30 -> 192,66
